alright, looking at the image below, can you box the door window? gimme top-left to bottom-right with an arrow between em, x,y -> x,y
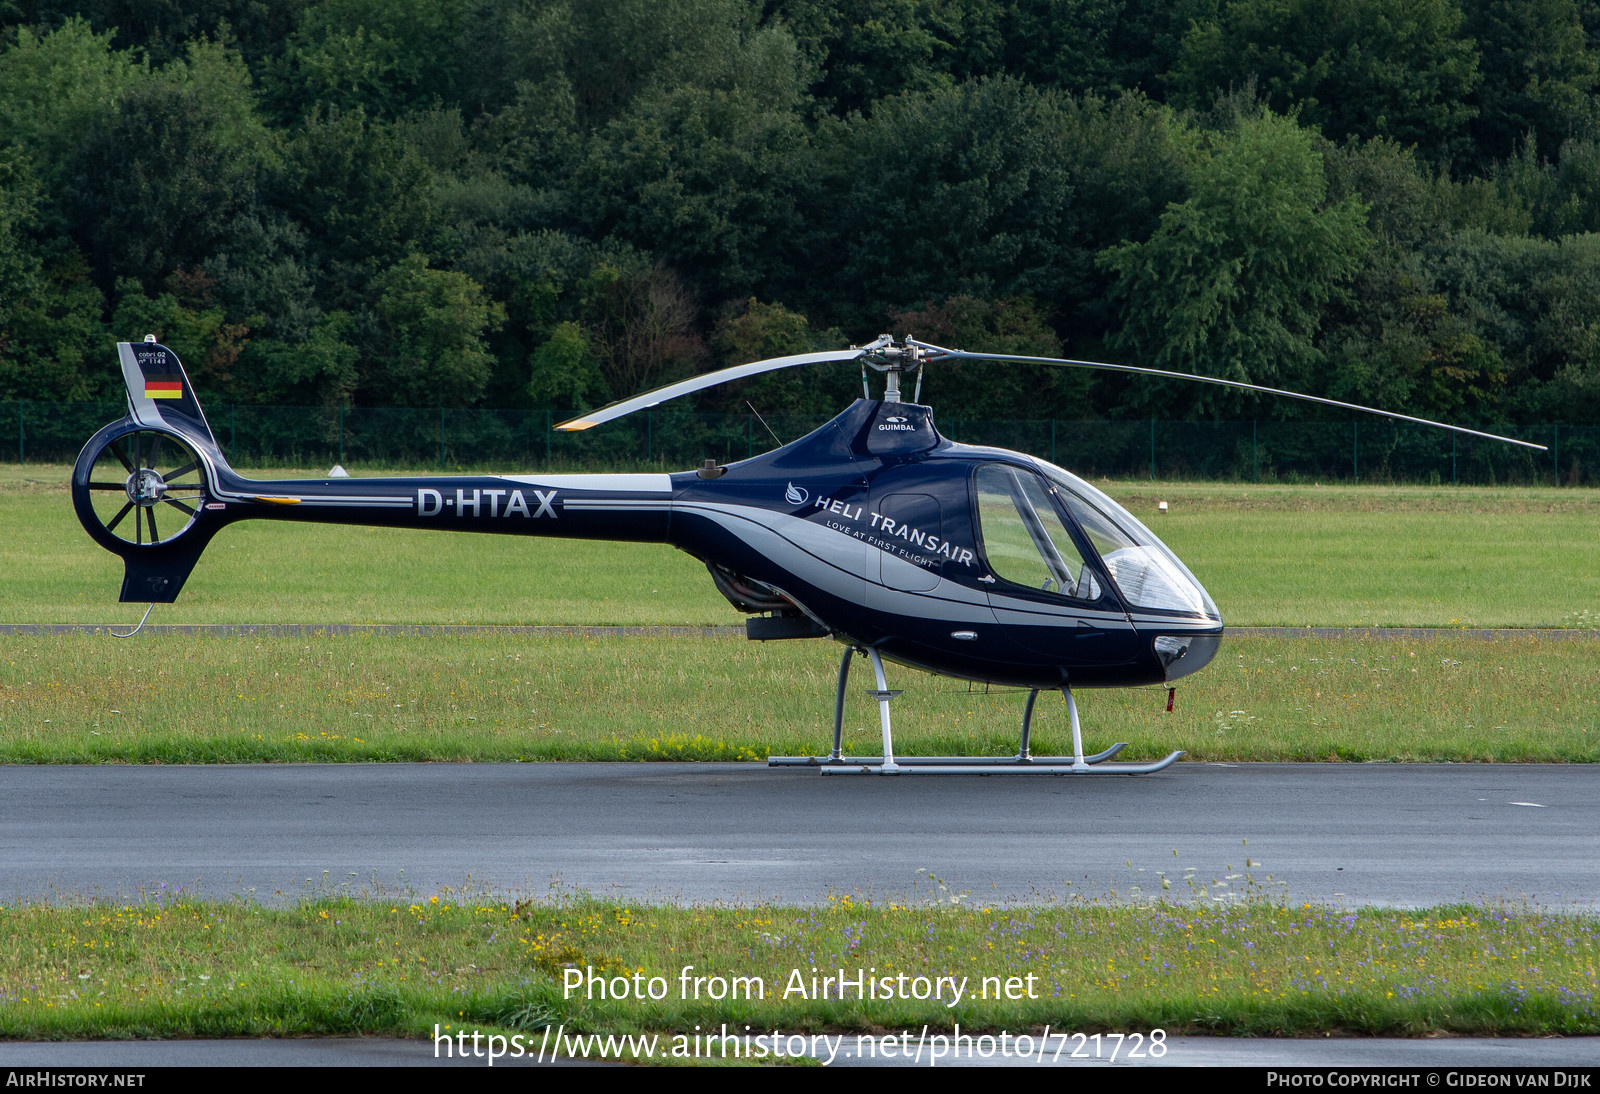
974,465 -> 1102,600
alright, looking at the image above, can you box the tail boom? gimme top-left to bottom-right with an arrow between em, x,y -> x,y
77,340 -> 674,602
207,471 -> 673,542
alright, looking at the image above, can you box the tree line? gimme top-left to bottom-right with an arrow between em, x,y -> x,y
2,0 -> 1599,429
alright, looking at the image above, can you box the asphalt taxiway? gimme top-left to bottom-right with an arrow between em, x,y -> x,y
3,761 -> 1595,907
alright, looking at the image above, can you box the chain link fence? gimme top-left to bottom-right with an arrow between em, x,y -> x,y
8,400 -> 1593,485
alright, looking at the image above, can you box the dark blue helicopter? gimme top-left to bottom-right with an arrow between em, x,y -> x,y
73,336 -> 1542,775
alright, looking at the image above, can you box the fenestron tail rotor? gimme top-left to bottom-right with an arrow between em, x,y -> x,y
77,427 -> 207,548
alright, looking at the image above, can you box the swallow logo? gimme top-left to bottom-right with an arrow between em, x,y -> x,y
785,483 -> 809,505
885,416 -> 907,423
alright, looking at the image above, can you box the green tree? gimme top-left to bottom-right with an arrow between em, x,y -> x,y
573,260 -> 706,401
372,254 -> 504,407
1102,0 -> 1215,97
110,278 -> 251,398
9,0 -> 308,68
1169,0 -> 1480,163
770,0 -> 1005,115
1405,230 -> 1600,422
527,319 -> 606,410
1052,92 -> 1190,344
1322,249 -> 1506,421
1098,110 -> 1371,415
439,0 -> 810,142
65,71 -> 262,295
0,18 -> 145,186
711,297 -> 815,365
1000,0 -> 1125,95
263,0 -> 472,121
824,77 -> 1076,329
1462,0 -> 1599,167
571,83 -> 810,299
0,250 -> 109,402
272,107 -> 440,311
1322,137 -> 1448,248
450,0 -> 573,117
235,311 -> 361,408
706,297 -> 850,414
1527,233 -> 1600,425
0,147 -> 39,339
1544,136 -> 1600,234
174,37 -> 276,158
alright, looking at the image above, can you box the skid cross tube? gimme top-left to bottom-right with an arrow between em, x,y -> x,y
768,654 -> 1184,775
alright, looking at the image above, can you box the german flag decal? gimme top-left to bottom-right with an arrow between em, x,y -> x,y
144,376 -> 184,400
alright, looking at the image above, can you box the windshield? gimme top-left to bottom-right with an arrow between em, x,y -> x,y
1033,461 -> 1219,619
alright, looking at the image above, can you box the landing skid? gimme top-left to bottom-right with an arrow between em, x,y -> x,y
767,646 -> 1184,776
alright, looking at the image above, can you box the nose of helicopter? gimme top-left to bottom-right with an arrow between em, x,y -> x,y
1153,630 -> 1222,682
1028,462 -> 1223,684
1138,558 -> 1222,683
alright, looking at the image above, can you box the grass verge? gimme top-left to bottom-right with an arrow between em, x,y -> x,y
2,632 -> 1596,764
2,888 -> 1595,1042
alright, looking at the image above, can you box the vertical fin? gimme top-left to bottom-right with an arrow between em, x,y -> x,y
119,340 -> 221,451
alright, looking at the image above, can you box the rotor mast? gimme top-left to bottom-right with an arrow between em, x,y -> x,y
856,335 -> 929,404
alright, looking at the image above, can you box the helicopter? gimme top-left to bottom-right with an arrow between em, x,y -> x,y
73,335 -> 1543,775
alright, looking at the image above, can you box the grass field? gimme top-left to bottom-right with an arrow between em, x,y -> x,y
3,892 -> 1597,1042
6,463 -> 1599,627
2,631 -> 1596,764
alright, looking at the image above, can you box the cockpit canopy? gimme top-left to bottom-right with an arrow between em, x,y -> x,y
973,459 -> 1220,621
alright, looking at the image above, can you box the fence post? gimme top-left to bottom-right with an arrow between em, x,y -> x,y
1554,423 -> 1559,487
1149,419 -> 1155,480
1452,433 -> 1457,485
1252,419 -> 1258,483
1352,420 -> 1358,482
17,403 -> 23,463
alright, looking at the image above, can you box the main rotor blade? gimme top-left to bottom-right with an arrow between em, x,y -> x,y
920,346 -> 1548,452
555,350 -> 866,432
